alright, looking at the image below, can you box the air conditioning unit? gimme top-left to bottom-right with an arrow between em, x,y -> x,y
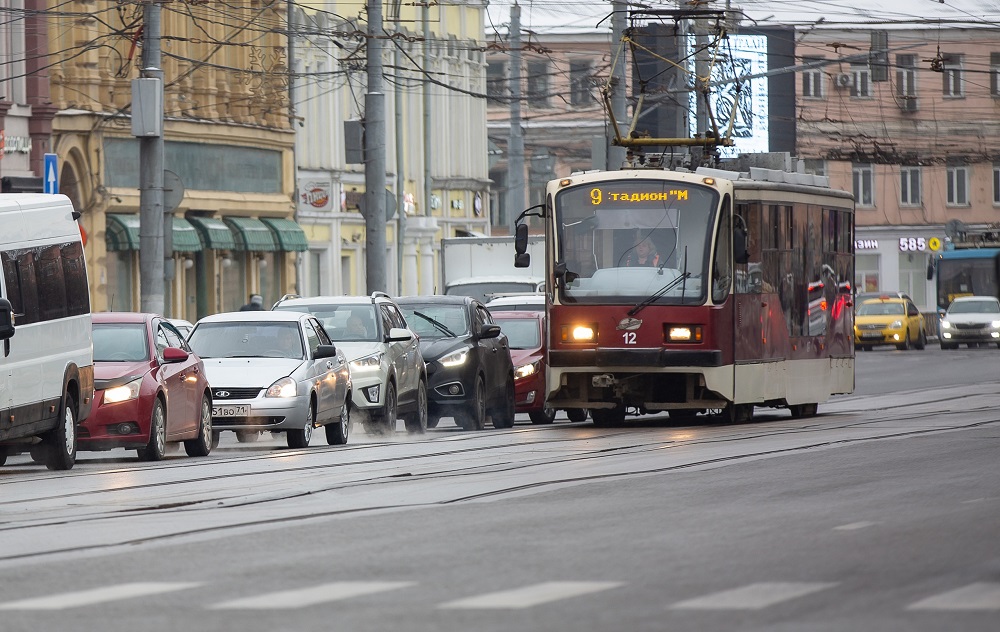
834,73 -> 853,89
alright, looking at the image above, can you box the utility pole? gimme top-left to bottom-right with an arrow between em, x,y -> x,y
505,4 -> 524,232
137,0 -> 165,315
422,2 -> 432,223
608,1 -> 627,171
693,15 -> 711,165
395,43 -> 406,295
365,0 -> 387,293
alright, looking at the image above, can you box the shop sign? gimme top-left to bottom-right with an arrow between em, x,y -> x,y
298,179 -> 332,212
0,131 -> 33,158
855,239 -> 879,250
898,237 -> 930,252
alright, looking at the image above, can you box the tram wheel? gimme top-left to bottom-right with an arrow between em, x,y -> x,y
720,403 -> 753,424
668,409 -> 699,422
591,405 -> 626,428
789,403 -> 818,418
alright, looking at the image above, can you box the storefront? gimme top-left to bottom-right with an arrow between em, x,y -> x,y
854,226 -> 944,314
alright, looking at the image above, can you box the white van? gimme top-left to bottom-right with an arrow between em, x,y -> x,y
0,194 -> 94,469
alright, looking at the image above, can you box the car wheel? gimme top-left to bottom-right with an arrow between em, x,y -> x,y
915,329 -> 926,350
789,403 -> 818,418
380,381 -> 398,435
529,407 -> 557,424
184,394 -> 213,457
565,408 -> 588,422
41,393 -> 77,471
427,415 -> 440,429
235,430 -> 260,443
490,376 -> 516,429
138,398 -> 167,462
896,330 -> 909,351
404,380 -> 428,434
458,376 -> 486,430
591,405 -> 626,428
211,430 -> 221,449
287,402 -> 315,448
326,398 -> 350,445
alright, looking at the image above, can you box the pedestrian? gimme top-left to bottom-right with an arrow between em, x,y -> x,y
240,294 -> 265,311
626,236 -> 660,267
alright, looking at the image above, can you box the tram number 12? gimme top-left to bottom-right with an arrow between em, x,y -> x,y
622,332 -> 636,345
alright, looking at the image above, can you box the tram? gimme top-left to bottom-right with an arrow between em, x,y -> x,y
513,166 -> 855,426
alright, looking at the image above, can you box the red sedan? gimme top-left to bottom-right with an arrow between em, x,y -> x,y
491,310 -> 587,424
80,313 -> 213,460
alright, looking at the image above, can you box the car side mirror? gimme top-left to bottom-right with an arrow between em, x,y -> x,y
162,347 -> 189,363
386,327 -> 413,342
479,324 -> 502,339
514,223 -> 530,268
314,344 -> 337,359
0,298 -> 14,341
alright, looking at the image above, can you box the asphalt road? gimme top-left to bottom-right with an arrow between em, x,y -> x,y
0,345 -> 997,631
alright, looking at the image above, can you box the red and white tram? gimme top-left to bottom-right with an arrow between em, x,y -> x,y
513,166 -> 855,426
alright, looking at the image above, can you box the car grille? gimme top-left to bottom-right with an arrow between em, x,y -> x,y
213,388 -> 263,400
858,324 -> 883,331
215,416 -> 285,426
954,322 -> 987,330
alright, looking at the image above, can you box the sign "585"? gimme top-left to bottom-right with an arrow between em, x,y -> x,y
898,237 -> 927,252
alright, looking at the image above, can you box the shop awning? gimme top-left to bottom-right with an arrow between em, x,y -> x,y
171,217 -> 202,253
260,217 -> 309,252
187,216 -> 237,251
105,213 -> 140,252
223,216 -> 278,252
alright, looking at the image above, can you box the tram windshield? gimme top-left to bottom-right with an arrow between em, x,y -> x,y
554,180 -> 719,304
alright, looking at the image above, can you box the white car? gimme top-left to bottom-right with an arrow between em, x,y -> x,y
939,296 -> 1000,349
272,292 -> 428,435
187,311 -> 352,448
167,318 -> 195,339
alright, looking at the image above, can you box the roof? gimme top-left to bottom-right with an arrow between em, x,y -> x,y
274,295 -> 387,308
950,296 -> 1000,303
92,312 -> 154,324
195,311 -> 310,324
485,0 -> 999,35
396,295 -> 476,306
859,296 -> 907,304
489,310 -> 545,320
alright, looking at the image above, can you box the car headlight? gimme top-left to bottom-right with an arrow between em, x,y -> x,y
103,377 -> 142,404
991,320 -> 1000,329
265,376 -> 297,398
889,320 -> 903,329
350,353 -> 383,371
940,320 -> 951,329
439,348 -> 470,367
514,361 -> 538,380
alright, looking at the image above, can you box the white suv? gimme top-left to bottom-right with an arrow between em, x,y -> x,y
273,293 -> 428,434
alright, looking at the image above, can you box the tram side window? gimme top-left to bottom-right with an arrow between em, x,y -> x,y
712,202 -> 733,303
735,202 -> 762,294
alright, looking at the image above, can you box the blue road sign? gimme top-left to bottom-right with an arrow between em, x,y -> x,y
43,153 -> 58,194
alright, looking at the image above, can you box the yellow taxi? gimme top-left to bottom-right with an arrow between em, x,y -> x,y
854,296 -> 926,351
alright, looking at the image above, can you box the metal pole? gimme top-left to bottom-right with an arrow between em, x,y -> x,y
364,0 -> 387,293
395,44 -> 406,295
505,4 -> 524,232
422,3 -> 432,221
608,1 -> 628,171
139,0 -> 165,315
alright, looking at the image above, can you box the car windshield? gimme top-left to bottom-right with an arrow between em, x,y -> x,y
273,303 -> 379,342
188,321 -> 304,359
93,324 -> 149,362
445,282 -> 539,304
493,317 -> 541,350
857,302 -> 905,316
399,304 -> 470,339
948,299 -> 1000,314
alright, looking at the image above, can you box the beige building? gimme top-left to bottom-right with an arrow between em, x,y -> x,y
45,1 -> 303,319
795,25 -> 1000,312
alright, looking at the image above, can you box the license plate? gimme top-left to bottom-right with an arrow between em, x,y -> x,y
861,333 -> 882,339
213,404 -> 249,417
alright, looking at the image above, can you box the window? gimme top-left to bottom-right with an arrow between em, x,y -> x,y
898,252 -> 927,307
947,165 -> 969,206
0,242 -> 91,326
850,63 -> 872,97
526,60 -> 549,107
994,162 -> 1000,205
802,159 -> 826,176
899,166 -> 921,206
802,57 -> 824,98
486,60 -> 507,105
992,53 -> 1000,97
853,163 -> 874,207
896,54 -> 917,110
569,61 -> 593,106
942,54 -> 963,97
855,253 -> 880,293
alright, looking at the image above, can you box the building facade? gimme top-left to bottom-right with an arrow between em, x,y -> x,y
293,0 -> 491,297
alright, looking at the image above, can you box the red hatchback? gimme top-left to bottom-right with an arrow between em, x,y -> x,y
80,313 -> 213,460
491,310 -> 587,424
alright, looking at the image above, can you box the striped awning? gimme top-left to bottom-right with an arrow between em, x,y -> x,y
187,216 -> 237,251
223,216 -> 278,252
260,217 -> 309,252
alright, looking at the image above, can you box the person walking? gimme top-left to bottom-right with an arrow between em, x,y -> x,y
239,294 -> 265,311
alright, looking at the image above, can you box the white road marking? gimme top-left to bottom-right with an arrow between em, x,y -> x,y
210,581 -> 414,610
907,583 -> 1000,611
0,582 -> 200,610
834,521 -> 878,531
439,581 -> 623,609
670,582 -> 838,610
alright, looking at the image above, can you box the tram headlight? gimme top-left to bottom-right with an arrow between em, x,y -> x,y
561,323 -> 597,343
665,324 -> 703,343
